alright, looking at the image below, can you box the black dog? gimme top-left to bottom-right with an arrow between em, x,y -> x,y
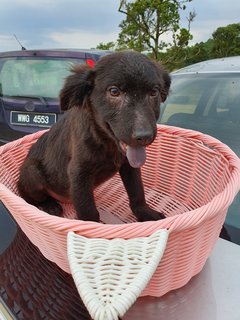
18,51 -> 171,222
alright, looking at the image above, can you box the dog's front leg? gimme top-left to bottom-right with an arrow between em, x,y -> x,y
69,168 -> 100,222
119,161 -> 165,222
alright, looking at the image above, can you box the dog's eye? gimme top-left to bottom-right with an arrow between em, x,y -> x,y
150,87 -> 160,97
109,86 -> 121,97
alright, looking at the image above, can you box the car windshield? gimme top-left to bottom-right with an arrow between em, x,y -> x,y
0,57 -> 85,99
159,73 -> 240,157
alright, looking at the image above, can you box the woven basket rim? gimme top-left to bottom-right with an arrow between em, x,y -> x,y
0,124 -> 240,238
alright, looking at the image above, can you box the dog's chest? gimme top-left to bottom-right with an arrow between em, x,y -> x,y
92,151 -> 125,186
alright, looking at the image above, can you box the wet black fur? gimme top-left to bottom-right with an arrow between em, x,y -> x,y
18,51 -> 171,222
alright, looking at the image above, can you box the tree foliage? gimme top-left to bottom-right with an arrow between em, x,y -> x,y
95,3 -> 240,71
96,42 -> 116,50
211,23 -> 240,57
158,27 -> 194,70
161,23 -> 240,71
117,0 -> 195,59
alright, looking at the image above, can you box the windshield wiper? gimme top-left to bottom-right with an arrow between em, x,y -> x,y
2,95 -> 49,106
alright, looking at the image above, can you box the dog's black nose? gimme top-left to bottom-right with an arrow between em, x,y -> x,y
132,130 -> 154,146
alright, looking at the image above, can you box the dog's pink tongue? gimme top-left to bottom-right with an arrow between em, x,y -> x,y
126,146 -> 146,168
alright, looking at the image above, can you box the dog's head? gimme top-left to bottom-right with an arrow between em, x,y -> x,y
60,51 -> 171,167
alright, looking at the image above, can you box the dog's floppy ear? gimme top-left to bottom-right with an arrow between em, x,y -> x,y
160,70 -> 171,103
60,64 -> 95,110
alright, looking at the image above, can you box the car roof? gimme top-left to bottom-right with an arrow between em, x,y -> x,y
0,48 -> 111,59
172,56 -> 240,74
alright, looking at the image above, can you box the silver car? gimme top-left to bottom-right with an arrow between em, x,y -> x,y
158,56 -> 240,244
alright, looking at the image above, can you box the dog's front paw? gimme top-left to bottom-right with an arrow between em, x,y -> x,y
133,206 -> 165,222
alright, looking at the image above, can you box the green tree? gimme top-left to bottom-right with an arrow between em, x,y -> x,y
96,42 -> 116,50
211,23 -> 240,58
117,0 -> 195,59
188,39 -> 214,62
159,27 -> 194,70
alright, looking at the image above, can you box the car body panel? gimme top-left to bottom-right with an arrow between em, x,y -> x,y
173,56 -> 240,73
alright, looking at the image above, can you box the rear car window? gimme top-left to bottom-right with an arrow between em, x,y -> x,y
161,74 -> 240,123
159,73 -> 240,157
0,57 -> 85,99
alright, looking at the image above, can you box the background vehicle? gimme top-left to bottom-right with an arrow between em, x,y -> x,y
158,56 -> 240,244
0,49 -> 110,145
0,48 -> 112,320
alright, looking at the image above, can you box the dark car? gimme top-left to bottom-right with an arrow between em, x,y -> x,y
158,56 -> 240,245
0,49 -> 110,145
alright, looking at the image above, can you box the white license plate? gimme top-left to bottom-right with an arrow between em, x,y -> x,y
10,111 -> 56,127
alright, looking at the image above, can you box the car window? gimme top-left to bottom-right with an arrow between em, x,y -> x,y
159,74 -> 240,156
0,57 -> 85,99
160,77 -> 205,123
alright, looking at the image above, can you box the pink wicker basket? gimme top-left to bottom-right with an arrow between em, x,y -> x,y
0,125 -> 240,299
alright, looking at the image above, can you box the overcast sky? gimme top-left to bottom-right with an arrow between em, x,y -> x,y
1,0 -> 240,52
